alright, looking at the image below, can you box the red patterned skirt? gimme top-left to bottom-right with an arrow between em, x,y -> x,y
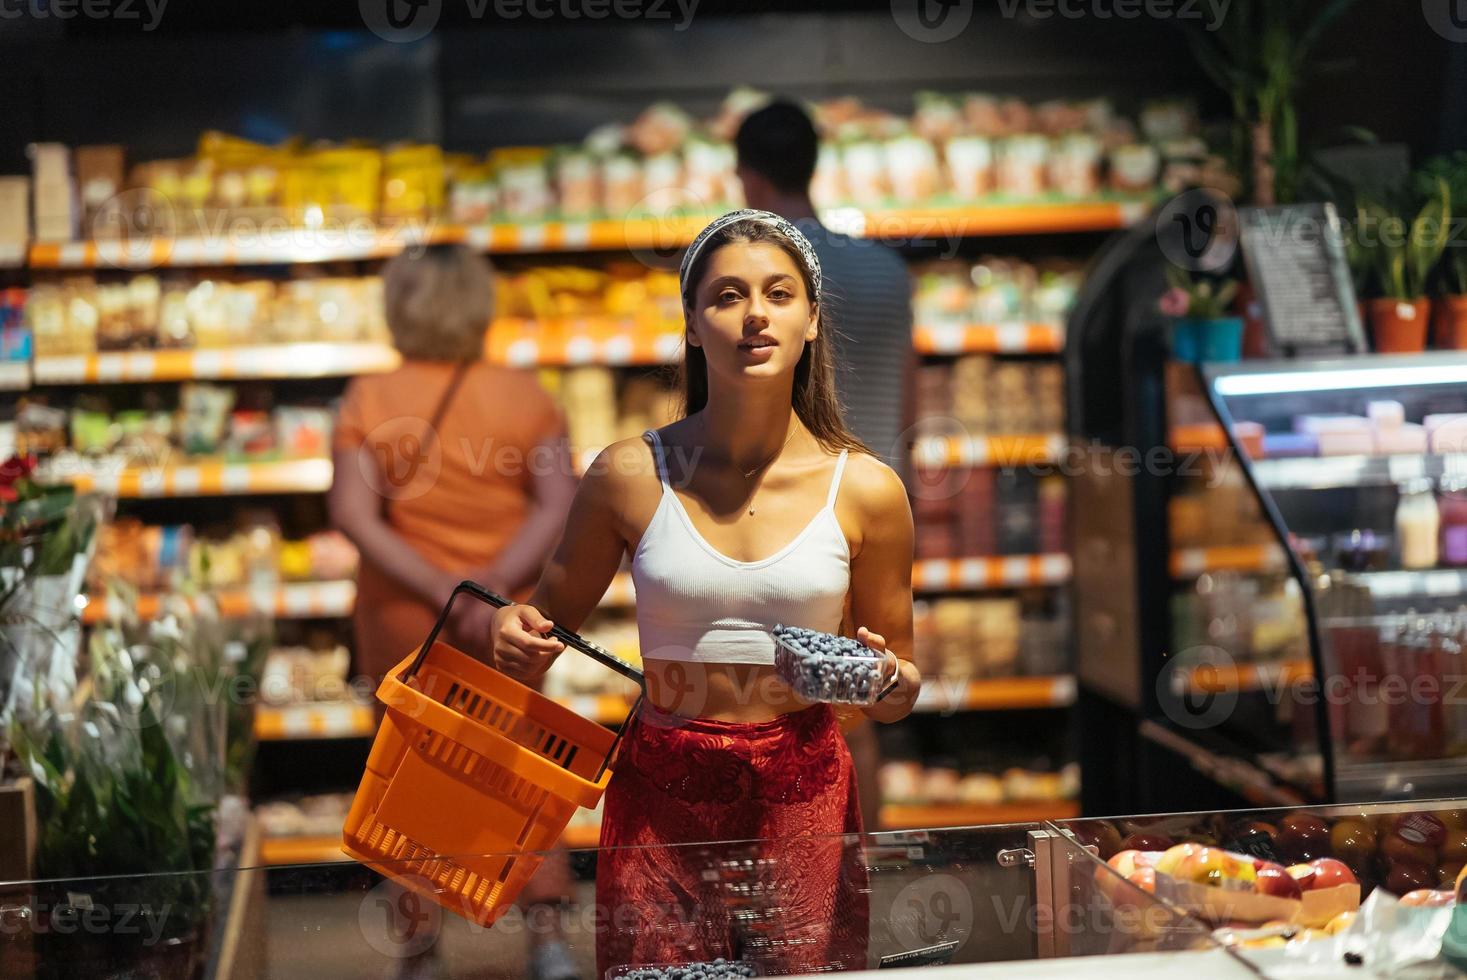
595,702 -> 870,977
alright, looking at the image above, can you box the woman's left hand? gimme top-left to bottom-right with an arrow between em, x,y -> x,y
857,626 -> 900,687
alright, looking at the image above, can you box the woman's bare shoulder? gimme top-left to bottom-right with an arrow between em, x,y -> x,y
578,433 -> 663,500
842,451 -> 911,520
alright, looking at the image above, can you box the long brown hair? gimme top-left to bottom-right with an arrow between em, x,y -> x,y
676,219 -> 872,457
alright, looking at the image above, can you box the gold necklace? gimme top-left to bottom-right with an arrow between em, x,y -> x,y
704,416 -> 797,516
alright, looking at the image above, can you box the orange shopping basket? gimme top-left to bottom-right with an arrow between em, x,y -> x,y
343,580 -> 645,926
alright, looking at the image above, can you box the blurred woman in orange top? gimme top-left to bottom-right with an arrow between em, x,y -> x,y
329,243 -> 577,687
328,243 -> 581,980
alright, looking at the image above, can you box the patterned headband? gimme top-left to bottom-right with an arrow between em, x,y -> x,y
678,209 -> 823,304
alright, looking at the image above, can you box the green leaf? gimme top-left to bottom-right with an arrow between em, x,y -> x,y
1406,178 -> 1451,298
1294,0 -> 1362,68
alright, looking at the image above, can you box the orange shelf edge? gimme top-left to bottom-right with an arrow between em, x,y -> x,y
879,801 -> 1080,829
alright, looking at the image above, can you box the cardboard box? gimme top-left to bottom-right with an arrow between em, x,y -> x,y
0,177 -> 29,244
75,144 -> 125,224
32,177 -> 75,241
26,142 -> 69,184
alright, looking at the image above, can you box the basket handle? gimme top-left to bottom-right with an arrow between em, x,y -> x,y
405,580 -> 645,691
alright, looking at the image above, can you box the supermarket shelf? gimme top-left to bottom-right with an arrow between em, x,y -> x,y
913,554 -> 1071,591
913,675 -> 1077,712
600,571 -> 636,607
43,457 -> 333,497
26,224 -> 459,269
1168,659 -> 1314,696
260,835 -> 347,867
1252,453 -> 1467,491
1170,424 -> 1230,453
561,824 -> 603,850
261,828 -> 613,864
822,199 -> 1151,239
254,674 -> 1075,741
555,693 -> 639,726
0,242 -> 26,268
33,343 -> 401,385
877,801 -> 1080,829
255,702 -> 375,741
1170,544 -> 1287,578
556,801 -> 1087,855
552,676 -> 1079,724
911,433 -> 1064,468
488,318 -> 681,367
0,361 -> 31,391
86,573 -> 624,626
912,322 -> 1064,355
81,580 -> 357,625
1347,568 -> 1467,600
1336,757 -> 1467,803
25,200 -> 1154,271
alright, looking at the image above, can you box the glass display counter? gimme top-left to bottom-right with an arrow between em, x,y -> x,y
6,797 -> 1466,978
1197,353 -> 1467,803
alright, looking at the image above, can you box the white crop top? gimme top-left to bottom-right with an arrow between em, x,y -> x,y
631,429 -> 852,666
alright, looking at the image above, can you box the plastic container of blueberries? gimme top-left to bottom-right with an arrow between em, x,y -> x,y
771,629 -> 890,706
604,959 -> 764,980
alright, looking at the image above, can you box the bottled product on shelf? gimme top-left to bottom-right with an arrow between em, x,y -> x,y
89,517 -> 358,596
878,759 -> 1080,808
912,593 -> 1070,680
911,468 -> 1066,561
25,90 -> 1202,250
23,275 -> 388,356
913,356 -> 1065,435
20,382 -> 334,484
910,257 -> 1082,328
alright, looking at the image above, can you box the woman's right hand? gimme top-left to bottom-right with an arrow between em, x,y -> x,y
490,602 -> 566,682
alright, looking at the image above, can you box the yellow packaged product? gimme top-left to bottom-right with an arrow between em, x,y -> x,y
382,143 -> 445,219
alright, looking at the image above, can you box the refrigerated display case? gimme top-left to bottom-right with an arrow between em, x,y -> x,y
0,820 -> 1216,979
5,798 -> 1467,978
1072,329 -> 1467,811
1197,353 -> 1467,804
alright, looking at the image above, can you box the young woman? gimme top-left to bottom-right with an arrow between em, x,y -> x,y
489,210 -> 920,975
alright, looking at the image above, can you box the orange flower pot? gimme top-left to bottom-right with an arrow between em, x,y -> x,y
1433,295 -> 1467,350
1367,298 -> 1431,354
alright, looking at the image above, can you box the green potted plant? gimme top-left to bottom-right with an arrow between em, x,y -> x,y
1184,0 -> 1360,207
1160,268 -> 1242,363
6,597 -> 246,979
1418,152 -> 1467,349
1361,177 -> 1450,353
0,457 -> 102,767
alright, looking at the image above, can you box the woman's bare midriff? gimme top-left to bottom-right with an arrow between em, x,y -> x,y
641,658 -> 814,722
